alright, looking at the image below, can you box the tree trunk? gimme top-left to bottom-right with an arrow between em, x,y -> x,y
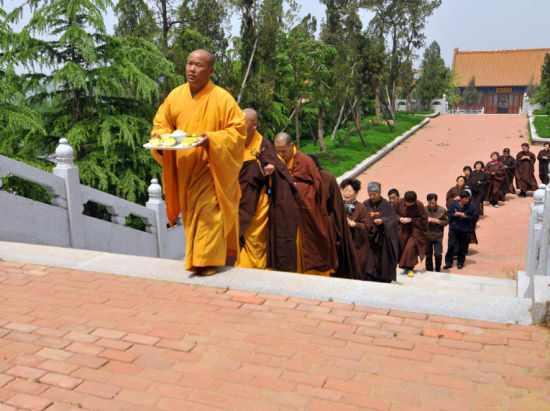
318,108 -> 326,152
160,0 -> 169,52
330,98 -> 346,142
385,84 -> 397,127
348,97 -> 367,148
237,36 -> 258,105
295,99 -> 302,148
356,98 -> 362,128
375,85 -> 381,123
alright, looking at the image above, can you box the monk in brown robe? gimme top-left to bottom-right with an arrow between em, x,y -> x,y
484,152 -> 506,207
446,176 -> 467,209
362,182 -> 400,283
341,178 -> 370,279
237,109 -> 299,271
515,143 -> 538,197
538,142 -> 550,185
151,49 -> 245,276
274,133 -> 334,276
395,191 -> 428,277
309,156 -> 361,280
499,148 -> 516,195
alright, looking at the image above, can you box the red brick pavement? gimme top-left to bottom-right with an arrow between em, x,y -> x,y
357,115 -> 537,278
0,260 -> 549,410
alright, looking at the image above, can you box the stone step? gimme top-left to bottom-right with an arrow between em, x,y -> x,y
393,269 -> 517,297
0,241 -> 533,325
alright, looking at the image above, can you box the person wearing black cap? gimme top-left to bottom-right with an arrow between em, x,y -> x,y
500,148 -> 516,196
444,190 -> 478,270
515,143 -> 537,197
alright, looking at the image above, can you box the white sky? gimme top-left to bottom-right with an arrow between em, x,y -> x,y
7,0 -> 550,67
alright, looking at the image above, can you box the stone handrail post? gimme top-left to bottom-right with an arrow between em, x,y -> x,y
52,138 -> 86,249
146,178 -> 169,258
539,165 -> 550,276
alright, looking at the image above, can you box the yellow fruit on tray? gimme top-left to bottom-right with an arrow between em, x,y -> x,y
162,137 -> 177,147
149,138 -> 162,147
181,135 -> 201,148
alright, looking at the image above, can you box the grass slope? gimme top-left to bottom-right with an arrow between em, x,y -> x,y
299,113 -> 424,177
534,116 -> 550,139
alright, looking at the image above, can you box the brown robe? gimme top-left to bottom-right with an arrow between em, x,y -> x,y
346,201 -> 370,278
499,155 -> 516,195
395,198 -> 428,269
239,138 -> 299,272
515,150 -> 538,192
538,149 -> 550,185
484,161 -> 506,203
362,197 -> 400,282
446,185 -> 463,209
320,170 -> 361,280
290,151 -> 334,272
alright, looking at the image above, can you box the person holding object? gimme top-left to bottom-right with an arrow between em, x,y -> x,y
150,49 -> 246,276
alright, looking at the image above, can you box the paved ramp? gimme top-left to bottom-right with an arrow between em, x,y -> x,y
356,115 -> 534,279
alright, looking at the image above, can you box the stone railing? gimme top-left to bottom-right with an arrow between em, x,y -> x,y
523,164 -> 550,322
0,139 -> 185,260
394,94 -> 448,114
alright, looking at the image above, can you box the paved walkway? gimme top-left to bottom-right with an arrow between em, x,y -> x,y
0,260 -> 548,410
357,114 -> 536,278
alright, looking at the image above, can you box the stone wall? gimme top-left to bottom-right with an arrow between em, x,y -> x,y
0,139 -> 186,260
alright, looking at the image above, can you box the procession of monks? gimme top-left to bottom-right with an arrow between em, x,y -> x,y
150,49 -> 550,281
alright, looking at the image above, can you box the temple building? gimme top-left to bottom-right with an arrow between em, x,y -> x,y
453,48 -> 550,114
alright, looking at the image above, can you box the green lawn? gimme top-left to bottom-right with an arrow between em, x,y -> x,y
534,116 -> 550,138
533,109 -> 548,116
299,113 -> 425,177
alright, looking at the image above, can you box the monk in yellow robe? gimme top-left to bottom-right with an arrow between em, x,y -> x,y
274,132 -> 335,276
150,49 -> 246,276
236,109 -> 299,271
236,109 -> 273,269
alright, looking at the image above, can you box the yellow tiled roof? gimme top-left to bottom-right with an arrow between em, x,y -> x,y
452,48 -> 550,87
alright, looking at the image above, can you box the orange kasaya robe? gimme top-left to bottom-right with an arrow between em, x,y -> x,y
235,131 -> 270,269
151,81 -> 246,271
279,146 -> 334,277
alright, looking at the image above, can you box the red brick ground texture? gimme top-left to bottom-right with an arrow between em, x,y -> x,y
0,260 -> 549,410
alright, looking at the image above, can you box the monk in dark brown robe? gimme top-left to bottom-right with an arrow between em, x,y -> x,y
446,176 -> 467,209
499,148 -> 516,196
309,156 -> 361,280
470,161 -> 488,216
274,132 -> 334,276
362,182 -> 399,283
515,143 -> 538,196
341,178 -> 370,279
395,192 -> 428,277
237,109 -> 299,271
484,152 -> 506,207
538,143 -> 550,185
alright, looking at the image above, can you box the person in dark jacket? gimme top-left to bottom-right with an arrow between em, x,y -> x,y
425,193 -> 449,272
443,190 -> 478,270
499,148 -> 516,195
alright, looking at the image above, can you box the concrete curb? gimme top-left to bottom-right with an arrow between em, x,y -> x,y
415,112 -> 440,119
0,241 -> 532,324
528,113 -> 549,143
337,118 -> 431,183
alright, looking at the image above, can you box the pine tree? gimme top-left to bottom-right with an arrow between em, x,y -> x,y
5,0 -> 180,205
463,76 -> 480,107
415,41 -> 450,108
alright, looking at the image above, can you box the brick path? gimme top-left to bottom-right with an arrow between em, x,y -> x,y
0,260 -> 548,410
356,115 -> 536,278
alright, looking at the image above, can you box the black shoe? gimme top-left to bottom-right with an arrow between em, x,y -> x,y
443,264 -> 452,270
457,264 -> 464,269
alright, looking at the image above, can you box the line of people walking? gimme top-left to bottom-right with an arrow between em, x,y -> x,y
237,108 -> 550,283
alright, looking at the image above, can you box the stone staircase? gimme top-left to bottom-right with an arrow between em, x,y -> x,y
0,240 -> 533,325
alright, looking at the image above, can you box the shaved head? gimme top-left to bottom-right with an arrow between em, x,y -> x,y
243,108 -> 258,122
274,132 -> 292,146
189,49 -> 215,67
